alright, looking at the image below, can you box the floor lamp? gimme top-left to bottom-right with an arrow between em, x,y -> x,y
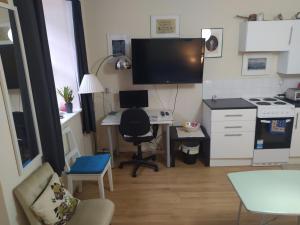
78,55 -> 131,153
78,73 -> 104,153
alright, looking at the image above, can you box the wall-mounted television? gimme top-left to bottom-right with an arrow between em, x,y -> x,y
131,38 -> 205,84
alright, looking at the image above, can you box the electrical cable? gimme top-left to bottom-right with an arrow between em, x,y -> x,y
102,92 -> 106,115
172,84 -> 179,114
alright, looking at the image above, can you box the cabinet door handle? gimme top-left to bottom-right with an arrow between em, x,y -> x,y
289,26 -> 293,45
224,126 -> 242,129
225,114 -> 243,117
224,134 -> 242,137
261,120 -> 271,124
296,113 -> 299,129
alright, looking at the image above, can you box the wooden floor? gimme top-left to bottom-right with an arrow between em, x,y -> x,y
75,156 -> 296,225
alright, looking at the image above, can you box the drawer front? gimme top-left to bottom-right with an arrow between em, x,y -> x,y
211,121 -> 255,133
211,132 -> 255,158
212,109 -> 256,122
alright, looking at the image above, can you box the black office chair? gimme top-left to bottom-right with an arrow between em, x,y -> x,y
119,108 -> 159,177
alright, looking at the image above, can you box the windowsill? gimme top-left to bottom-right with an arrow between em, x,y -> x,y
60,109 -> 82,126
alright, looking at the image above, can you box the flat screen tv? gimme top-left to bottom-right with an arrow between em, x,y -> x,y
131,38 -> 205,84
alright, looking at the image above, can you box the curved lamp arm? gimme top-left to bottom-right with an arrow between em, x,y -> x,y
95,54 -> 131,76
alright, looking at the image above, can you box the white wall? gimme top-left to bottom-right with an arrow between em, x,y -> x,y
42,0 -> 80,111
0,183 -> 10,225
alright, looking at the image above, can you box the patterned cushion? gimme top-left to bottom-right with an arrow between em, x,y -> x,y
31,173 -> 80,225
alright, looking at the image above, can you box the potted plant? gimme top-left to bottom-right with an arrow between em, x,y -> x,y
57,86 -> 74,113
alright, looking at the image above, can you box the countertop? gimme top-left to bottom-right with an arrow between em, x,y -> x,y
203,98 -> 257,110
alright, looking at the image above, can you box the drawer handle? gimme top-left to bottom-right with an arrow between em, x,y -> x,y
224,134 -> 242,137
224,126 -> 242,129
225,114 -> 243,117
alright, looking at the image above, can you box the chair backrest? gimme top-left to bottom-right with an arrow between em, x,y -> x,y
62,127 -> 81,172
14,163 -> 54,225
119,108 -> 150,137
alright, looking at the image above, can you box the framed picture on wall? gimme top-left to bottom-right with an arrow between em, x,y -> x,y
151,15 -> 180,38
107,33 -> 131,57
201,28 -> 223,58
242,53 -> 273,76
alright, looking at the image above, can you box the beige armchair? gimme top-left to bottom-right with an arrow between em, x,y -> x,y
14,163 -> 115,225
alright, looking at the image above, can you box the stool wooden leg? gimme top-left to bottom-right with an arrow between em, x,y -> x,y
108,162 -> 114,192
98,176 -> 105,199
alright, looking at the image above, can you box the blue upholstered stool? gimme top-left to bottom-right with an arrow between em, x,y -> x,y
69,154 -> 111,174
63,127 -> 113,199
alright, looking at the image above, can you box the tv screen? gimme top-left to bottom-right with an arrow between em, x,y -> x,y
131,38 -> 205,84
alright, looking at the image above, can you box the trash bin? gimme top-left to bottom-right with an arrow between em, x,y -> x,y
180,142 -> 200,164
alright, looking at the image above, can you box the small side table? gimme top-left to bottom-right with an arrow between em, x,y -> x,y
170,126 -> 210,167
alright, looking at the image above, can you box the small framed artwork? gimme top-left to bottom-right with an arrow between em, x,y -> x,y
242,53 -> 273,76
201,28 -> 223,58
107,33 -> 130,57
151,15 -> 180,38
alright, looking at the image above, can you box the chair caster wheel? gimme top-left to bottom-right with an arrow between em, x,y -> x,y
132,173 -> 137,177
119,164 -> 123,169
155,168 -> 159,172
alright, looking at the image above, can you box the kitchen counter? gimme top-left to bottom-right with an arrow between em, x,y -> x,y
203,98 -> 257,110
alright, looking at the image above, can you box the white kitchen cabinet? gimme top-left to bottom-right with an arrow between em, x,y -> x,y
290,108 -> 300,157
239,21 -> 293,52
210,132 -> 255,158
278,21 -> 300,75
202,104 -> 256,166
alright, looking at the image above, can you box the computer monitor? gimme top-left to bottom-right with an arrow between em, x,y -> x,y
119,90 -> 148,108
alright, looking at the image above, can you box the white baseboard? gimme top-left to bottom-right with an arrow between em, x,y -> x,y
210,159 -> 252,167
288,157 -> 300,164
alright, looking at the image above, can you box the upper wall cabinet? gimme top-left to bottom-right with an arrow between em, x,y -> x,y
239,21 -> 293,52
239,20 -> 300,75
278,21 -> 300,74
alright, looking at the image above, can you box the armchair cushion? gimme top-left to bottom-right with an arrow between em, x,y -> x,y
31,173 -> 80,225
67,199 -> 114,225
68,154 -> 110,174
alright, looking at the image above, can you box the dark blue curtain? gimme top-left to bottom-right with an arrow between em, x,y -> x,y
14,0 -> 65,175
69,0 -> 96,133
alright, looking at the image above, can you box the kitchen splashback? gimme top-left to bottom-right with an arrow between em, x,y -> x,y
203,77 -> 300,99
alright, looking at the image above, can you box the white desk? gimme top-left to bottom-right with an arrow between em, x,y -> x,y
228,170 -> 300,225
101,109 -> 173,168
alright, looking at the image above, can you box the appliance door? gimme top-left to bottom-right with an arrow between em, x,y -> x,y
255,117 -> 294,149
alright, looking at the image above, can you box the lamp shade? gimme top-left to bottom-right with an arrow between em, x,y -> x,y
78,74 -> 104,94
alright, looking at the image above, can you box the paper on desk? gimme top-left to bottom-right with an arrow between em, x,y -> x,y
176,127 -> 205,138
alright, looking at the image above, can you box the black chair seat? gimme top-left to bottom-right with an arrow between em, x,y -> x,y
123,135 -> 154,143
